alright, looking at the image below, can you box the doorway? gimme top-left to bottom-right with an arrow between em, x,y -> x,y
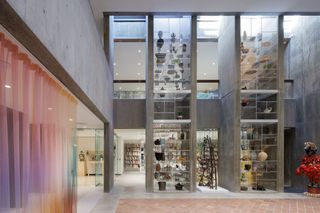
114,129 -> 146,192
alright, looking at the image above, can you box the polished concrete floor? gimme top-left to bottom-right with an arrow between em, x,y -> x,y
77,172 -> 313,213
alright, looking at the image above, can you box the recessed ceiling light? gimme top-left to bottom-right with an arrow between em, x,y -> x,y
138,49 -> 142,53
115,72 -> 119,76
119,87 -> 122,90
203,73 -> 207,76
137,72 -> 141,75
137,62 -> 141,66
69,118 -> 73,122
246,62 -> 250,65
212,62 -> 216,65
113,63 -> 116,66
4,84 -> 11,89
48,107 -> 53,110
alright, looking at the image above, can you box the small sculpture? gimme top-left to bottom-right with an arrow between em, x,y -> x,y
156,31 -> 164,51
264,106 -> 272,113
304,142 -> 317,156
79,151 -> 85,161
170,33 -> 176,43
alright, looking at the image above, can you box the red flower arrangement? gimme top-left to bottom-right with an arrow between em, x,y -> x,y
296,142 -> 320,194
296,155 -> 320,185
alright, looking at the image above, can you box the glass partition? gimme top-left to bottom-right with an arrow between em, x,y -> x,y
152,16 -> 193,192
240,16 -> 279,192
95,129 -> 104,186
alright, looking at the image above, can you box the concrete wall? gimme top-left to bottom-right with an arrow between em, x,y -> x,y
7,0 -> 113,123
218,16 -> 240,192
197,99 -> 221,129
284,99 -> 296,128
114,99 -> 146,129
284,16 -> 320,189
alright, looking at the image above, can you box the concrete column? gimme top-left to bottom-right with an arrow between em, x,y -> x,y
218,15 -> 241,192
104,122 -> 114,192
190,15 -> 198,192
277,15 -> 285,192
145,15 -> 154,192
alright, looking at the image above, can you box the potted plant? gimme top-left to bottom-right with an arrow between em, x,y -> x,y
296,142 -> 320,194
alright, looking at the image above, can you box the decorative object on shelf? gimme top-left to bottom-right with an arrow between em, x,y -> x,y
244,164 -> 252,171
242,30 -> 247,41
177,112 -> 183,120
296,142 -> 320,195
258,151 -> 268,161
182,44 -> 187,52
157,31 -> 164,51
156,163 -> 161,172
175,183 -> 184,190
241,96 -> 249,107
170,33 -> 176,43
263,106 -> 272,113
79,151 -> 85,161
158,181 -> 166,191
159,87 -> 165,98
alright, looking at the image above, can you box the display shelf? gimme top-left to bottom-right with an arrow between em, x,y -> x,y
124,143 -> 141,171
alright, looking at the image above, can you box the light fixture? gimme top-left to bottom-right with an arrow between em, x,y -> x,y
115,72 -> 119,76
113,62 -> 116,66
137,62 -> 141,66
4,84 -> 11,89
69,118 -> 73,122
119,87 -> 122,90
203,73 -> 207,76
48,107 -> 53,111
212,62 -> 216,65
138,49 -> 142,53
137,72 -> 141,76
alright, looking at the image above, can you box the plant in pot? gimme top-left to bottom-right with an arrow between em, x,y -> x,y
296,142 -> 320,195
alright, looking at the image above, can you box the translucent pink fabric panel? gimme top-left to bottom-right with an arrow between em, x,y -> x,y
0,32 -> 77,213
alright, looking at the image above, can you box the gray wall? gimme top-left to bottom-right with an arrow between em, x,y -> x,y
7,0 -> 113,123
197,99 -> 221,129
114,99 -> 221,129
218,16 -> 240,192
284,16 -> 320,189
114,100 -> 146,129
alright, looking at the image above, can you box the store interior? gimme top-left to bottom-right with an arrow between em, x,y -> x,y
76,102 -> 104,211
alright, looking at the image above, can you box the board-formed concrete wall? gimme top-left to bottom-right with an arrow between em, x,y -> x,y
218,16 -> 240,192
284,16 -> 320,189
7,0 -> 113,123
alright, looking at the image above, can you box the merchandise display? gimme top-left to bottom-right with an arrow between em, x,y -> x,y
152,16 -> 193,192
153,123 -> 191,191
124,144 -> 141,171
240,16 -> 279,192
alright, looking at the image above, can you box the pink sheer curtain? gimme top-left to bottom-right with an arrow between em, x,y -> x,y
0,31 -> 77,212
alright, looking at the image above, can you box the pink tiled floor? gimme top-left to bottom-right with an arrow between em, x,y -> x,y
116,198 -> 320,213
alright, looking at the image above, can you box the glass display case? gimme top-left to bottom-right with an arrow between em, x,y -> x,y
240,16 -> 279,192
153,123 -> 191,191
152,16 -> 192,192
